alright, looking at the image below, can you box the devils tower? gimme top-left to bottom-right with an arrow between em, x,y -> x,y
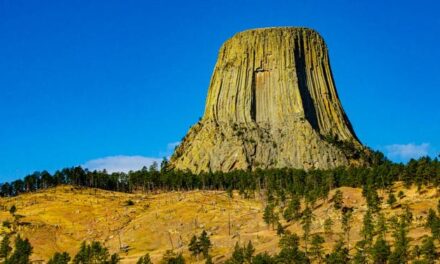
170,27 -> 367,173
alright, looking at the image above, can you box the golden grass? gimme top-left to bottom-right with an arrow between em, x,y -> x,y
0,183 -> 438,263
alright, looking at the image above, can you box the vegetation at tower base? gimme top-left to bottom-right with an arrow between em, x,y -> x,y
169,27 -> 371,173
1,154 -> 439,200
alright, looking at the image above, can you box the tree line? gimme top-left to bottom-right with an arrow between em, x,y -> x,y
1,153 -> 439,203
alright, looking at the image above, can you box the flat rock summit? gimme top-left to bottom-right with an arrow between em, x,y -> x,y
170,27 -> 368,173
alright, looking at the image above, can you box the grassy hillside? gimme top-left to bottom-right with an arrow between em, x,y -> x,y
0,183 -> 439,263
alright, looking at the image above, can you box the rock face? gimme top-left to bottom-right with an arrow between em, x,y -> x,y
170,27 -> 367,173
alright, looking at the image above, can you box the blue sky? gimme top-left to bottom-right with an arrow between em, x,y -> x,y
0,0 -> 439,181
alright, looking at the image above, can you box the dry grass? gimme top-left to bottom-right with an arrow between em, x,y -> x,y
0,183 -> 438,263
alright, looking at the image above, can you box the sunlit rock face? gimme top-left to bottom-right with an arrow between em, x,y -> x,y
170,27 -> 367,173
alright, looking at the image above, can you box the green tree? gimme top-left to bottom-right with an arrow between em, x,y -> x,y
9,205 -> 16,216
376,213 -> 388,239
137,253 -> 153,264
277,233 -> 309,263
425,209 -> 440,240
387,193 -> 397,206
5,235 -> 32,264
352,240 -> 368,264
361,209 -> 374,248
109,253 -> 120,264
300,206 -> 314,254
341,209 -> 352,250
283,196 -> 301,222
420,236 -> 437,264
0,234 -> 12,261
263,203 -> 276,229
205,255 -> 213,264
325,239 -> 349,264
403,206 -> 413,224
411,245 -> 421,262
371,237 -> 390,264
324,217 -> 333,237
73,241 -> 119,264
363,185 -> 381,212
244,241 -> 255,263
48,252 -> 71,264
225,242 -> 245,264
389,215 -> 411,264
199,230 -> 212,259
188,235 -> 202,259
310,234 -> 325,263
227,187 -> 233,199
332,190 -> 343,210
276,222 -> 285,236
160,250 -> 185,264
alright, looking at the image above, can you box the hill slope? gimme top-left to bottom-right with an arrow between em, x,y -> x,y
0,183 -> 438,263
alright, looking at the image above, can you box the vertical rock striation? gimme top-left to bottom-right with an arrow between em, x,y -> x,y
170,27 -> 368,173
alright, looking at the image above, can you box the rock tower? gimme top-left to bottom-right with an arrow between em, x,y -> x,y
170,27 -> 367,173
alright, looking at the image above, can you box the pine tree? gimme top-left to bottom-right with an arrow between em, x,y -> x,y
376,212 -> 388,239
160,250 -> 185,264
310,234 -> 324,263
72,241 -> 118,264
5,235 -> 32,264
73,241 -> 88,264
371,237 -> 390,264
387,193 -> 397,206
437,199 -> 440,214
0,234 -> 12,261
325,239 -> 349,264
276,222 -> 285,236
263,203 -> 275,229
411,245 -> 421,262
137,253 -> 153,264
389,215 -> 411,264
360,209 -> 374,247
48,252 -> 71,264
300,206 -> 313,254
425,208 -> 440,240
352,240 -> 368,264
323,217 -> 333,237
252,252 -> 275,264
225,242 -> 244,264
9,205 -> 16,216
109,254 -> 120,264
205,255 -> 213,264
283,196 -> 301,222
199,230 -> 212,259
341,209 -> 352,250
332,190 -> 343,210
244,241 -> 255,263
188,235 -> 202,259
363,185 -> 381,212
420,236 -> 437,264
403,205 -> 413,224
277,233 -> 309,263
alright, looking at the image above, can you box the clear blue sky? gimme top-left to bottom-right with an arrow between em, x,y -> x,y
1,0 -> 439,181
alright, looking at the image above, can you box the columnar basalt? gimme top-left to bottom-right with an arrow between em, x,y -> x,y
170,27 -> 367,173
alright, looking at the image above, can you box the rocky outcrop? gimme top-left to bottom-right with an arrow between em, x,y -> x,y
170,27 -> 368,173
